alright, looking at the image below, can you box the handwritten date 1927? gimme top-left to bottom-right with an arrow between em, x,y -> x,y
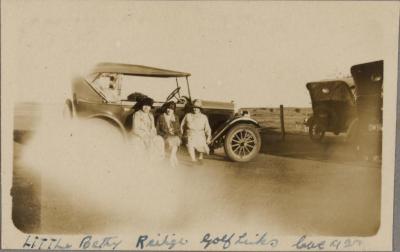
292,235 -> 363,250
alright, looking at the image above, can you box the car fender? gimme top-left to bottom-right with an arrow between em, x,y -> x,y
211,116 -> 260,143
87,113 -> 127,138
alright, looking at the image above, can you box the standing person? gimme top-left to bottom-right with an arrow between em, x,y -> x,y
157,101 -> 182,167
132,97 -> 165,159
181,99 -> 212,162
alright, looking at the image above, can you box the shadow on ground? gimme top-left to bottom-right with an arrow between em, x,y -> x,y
259,128 -> 381,168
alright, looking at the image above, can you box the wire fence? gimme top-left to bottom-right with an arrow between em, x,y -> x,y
241,106 -> 313,136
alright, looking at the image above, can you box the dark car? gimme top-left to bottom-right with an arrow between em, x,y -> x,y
304,79 -> 358,141
350,60 -> 383,158
64,62 -> 261,162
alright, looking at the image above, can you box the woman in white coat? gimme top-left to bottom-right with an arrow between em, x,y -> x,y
132,97 -> 165,159
181,99 -> 212,162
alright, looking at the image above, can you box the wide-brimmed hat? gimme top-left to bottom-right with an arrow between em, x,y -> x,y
192,99 -> 203,109
134,97 -> 154,111
163,101 -> 176,112
141,97 -> 154,107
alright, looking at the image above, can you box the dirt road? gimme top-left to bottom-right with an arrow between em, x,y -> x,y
10,103 -> 380,236
12,133 -> 380,236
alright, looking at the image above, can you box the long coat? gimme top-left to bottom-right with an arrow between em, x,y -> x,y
180,112 -> 212,153
157,113 -> 182,137
132,110 -> 164,157
157,113 -> 182,148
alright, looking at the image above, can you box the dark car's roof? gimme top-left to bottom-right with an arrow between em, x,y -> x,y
351,60 -> 383,88
306,80 -> 354,102
92,63 -> 191,77
306,80 -> 353,89
350,60 -> 383,95
350,60 -> 383,81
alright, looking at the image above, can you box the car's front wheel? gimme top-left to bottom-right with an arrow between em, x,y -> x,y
224,124 -> 261,162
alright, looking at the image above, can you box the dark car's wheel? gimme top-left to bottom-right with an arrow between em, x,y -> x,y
309,121 -> 325,142
224,124 -> 261,162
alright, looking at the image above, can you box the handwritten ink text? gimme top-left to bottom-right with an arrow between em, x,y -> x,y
22,235 -> 72,250
136,233 -> 188,250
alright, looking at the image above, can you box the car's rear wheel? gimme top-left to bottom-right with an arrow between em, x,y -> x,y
87,117 -> 126,142
224,124 -> 261,162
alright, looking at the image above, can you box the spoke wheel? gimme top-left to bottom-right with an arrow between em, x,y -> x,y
224,124 -> 261,162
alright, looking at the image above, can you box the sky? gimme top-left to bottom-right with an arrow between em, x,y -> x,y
2,1 -> 399,108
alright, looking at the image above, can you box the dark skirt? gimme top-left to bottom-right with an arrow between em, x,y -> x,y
165,135 -> 181,149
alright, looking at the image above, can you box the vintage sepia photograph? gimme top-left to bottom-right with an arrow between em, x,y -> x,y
1,0 -> 399,251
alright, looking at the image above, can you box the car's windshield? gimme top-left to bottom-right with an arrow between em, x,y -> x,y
90,73 -> 122,102
90,73 -> 190,103
119,75 -> 189,102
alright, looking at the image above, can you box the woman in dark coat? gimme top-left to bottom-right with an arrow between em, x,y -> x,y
157,101 -> 182,167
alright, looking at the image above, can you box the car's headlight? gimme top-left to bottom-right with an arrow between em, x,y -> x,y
240,110 -> 250,117
234,105 -> 239,114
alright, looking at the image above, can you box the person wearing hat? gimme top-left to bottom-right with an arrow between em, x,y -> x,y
132,97 -> 165,159
156,101 -> 182,167
180,99 -> 212,162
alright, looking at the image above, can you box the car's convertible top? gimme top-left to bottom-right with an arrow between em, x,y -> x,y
92,62 -> 191,78
306,80 -> 354,102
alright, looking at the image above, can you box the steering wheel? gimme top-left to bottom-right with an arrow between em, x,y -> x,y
166,87 -> 181,101
177,95 -> 190,105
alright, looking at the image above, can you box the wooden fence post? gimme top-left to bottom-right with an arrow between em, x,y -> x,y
280,104 -> 285,141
